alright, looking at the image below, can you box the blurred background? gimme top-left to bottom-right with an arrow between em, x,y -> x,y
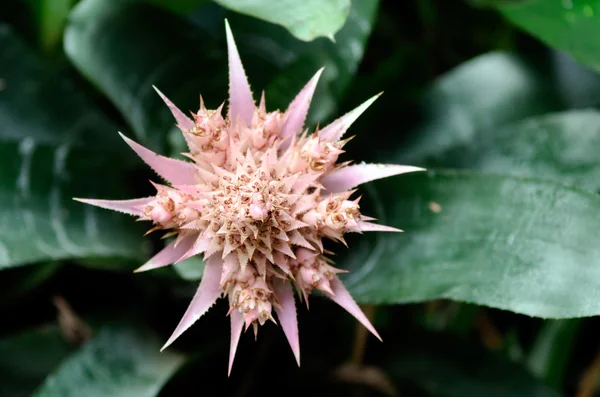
3,0 -> 600,396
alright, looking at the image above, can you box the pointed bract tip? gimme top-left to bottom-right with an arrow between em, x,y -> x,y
117,132 -> 198,185
280,67 -> 325,140
152,86 -> 195,131
358,222 -> 403,233
228,310 -> 244,376
328,277 -> 382,341
319,93 -> 382,142
225,19 -> 254,126
322,163 -> 425,193
73,196 -> 154,217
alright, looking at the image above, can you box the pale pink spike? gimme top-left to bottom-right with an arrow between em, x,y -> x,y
328,277 -> 382,341
225,20 -> 254,126
280,68 -> 324,139
228,310 -> 244,376
273,280 -> 300,366
321,163 -> 425,193
73,197 -> 153,217
134,234 -> 196,273
176,237 -> 210,263
153,86 -> 195,131
319,93 -> 381,142
162,255 -> 223,350
259,91 -> 266,113
358,221 -> 402,233
118,132 -> 198,185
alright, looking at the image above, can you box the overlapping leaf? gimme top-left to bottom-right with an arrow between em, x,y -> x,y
64,0 -> 377,151
344,171 -> 600,318
497,0 -> 600,74
33,326 -> 185,397
0,325 -> 75,397
214,0 -> 350,41
0,27 -> 145,268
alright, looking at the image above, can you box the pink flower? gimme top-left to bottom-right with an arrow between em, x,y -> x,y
75,21 -> 424,374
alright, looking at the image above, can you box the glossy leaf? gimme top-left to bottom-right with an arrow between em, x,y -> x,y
498,0 -> 600,73
0,27 -> 145,268
33,326 -> 185,397
423,110 -> 600,192
264,0 -> 378,124
397,52 -> 561,163
214,0 -> 350,41
38,0 -> 74,53
64,0 -> 377,152
0,325 -> 75,397
0,137 -> 146,269
343,171 -> 600,318
386,331 -> 563,397
0,25 -> 124,149
65,0 -> 226,151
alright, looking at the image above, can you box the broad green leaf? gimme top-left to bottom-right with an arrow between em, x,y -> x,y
264,0 -> 378,125
64,0 -> 377,151
527,319 -> 582,389
398,52 -> 561,163
33,326 -> 185,397
214,0 -> 350,41
0,325 -> 75,397
0,27 -> 145,268
0,139 -> 146,268
386,331 -> 562,397
343,171 -> 600,318
38,0 -> 74,53
0,25 -> 124,149
65,0 -> 226,151
422,110 -> 600,192
498,0 -> 600,73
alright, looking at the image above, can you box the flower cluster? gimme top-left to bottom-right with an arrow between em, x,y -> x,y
76,21 -> 423,374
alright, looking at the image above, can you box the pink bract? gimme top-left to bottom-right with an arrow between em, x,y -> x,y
75,21 -> 424,374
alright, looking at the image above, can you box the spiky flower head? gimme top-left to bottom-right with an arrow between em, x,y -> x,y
76,21 -> 423,374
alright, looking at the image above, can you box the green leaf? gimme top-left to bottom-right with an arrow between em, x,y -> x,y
33,326 -> 186,397
423,110 -> 600,192
398,52 -> 561,163
0,325 -> 75,397
0,27 -> 146,268
386,331 -> 563,397
264,0 -> 379,124
64,0 -> 377,151
0,136 -> 146,269
38,0 -> 74,53
214,0 -> 350,41
343,171 -> 600,318
498,0 -> 600,73
0,25 -> 124,149
64,0 -> 226,151
527,319 -> 582,389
